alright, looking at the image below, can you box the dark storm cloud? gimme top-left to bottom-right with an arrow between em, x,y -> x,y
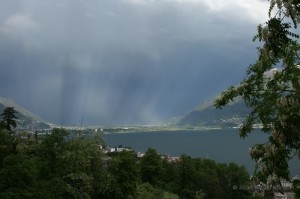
0,0 -> 268,125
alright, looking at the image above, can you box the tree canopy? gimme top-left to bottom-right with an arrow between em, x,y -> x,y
0,123 -> 254,199
1,107 -> 17,132
215,0 -> 300,187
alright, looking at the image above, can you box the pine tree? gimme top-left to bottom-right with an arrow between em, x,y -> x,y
1,107 -> 17,132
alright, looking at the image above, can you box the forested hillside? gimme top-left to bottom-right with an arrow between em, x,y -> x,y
0,124 -> 256,199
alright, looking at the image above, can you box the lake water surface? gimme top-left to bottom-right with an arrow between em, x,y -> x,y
103,128 -> 300,175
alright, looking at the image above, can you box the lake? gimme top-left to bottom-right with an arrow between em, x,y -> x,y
103,128 -> 300,176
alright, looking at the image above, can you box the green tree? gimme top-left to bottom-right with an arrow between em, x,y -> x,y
140,148 -> 164,186
192,158 -> 223,199
217,163 -> 251,199
177,155 -> 195,198
0,153 -> 38,199
136,183 -> 179,199
59,139 -> 96,199
214,0 -> 300,185
136,183 -> 164,199
1,107 -> 17,132
38,128 -> 69,177
0,128 -> 13,167
108,151 -> 140,199
161,158 -> 180,193
177,155 -> 223,199
37,128 -> 108,199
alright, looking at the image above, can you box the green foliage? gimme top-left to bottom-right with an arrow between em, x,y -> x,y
140,148 -> 164,186
137,183 -> 165,199
172,156 -> 252,199
64,172 -> 93,199
137,183 -> 178,199
0,127 -> 255,198
38,128 -> 107,199
0,153 -> 38,199
0,129 -> 13,166
0,127 -> 107,199
108,151 -> 140,199
161,158 -> 180,193
38,128 -> 69,177
217,163 -> 251,199
214,0 -> 300,185
1,107 -> 17,132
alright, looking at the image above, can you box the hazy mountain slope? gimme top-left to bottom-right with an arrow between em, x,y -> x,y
177,98 -> 251,127
0,97 -> 51,130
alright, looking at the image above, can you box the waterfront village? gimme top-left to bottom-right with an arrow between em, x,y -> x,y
101,144 -> 180,162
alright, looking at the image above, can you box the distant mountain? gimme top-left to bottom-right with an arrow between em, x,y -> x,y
0,97 -> 52,130
176,98 -> 251,127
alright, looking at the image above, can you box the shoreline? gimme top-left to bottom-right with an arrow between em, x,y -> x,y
102,126 -> 223,134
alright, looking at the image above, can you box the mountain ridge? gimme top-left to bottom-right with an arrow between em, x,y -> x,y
0,97 -> 52,130
174,97 -> 251,127
0,95 -> 251,130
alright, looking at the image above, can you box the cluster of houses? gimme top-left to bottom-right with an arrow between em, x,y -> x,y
100,145 -> 180,162
102,145 -> 132,154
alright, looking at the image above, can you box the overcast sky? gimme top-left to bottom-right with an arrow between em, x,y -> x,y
0,0 -> 269,125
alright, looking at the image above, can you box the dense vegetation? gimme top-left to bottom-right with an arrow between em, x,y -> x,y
0,108 -> 258,199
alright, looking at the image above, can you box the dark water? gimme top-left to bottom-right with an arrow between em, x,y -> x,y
103,128 -> 300,175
